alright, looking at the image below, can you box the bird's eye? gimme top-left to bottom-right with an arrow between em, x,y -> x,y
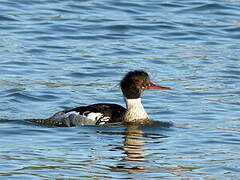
136,80 -> 144,85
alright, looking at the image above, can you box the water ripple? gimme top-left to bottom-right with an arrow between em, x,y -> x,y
1,0 -> 240,179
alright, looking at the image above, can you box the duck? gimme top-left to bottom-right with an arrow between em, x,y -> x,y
33,70 -> 171,126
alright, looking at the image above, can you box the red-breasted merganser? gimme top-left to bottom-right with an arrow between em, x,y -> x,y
34,70 -> 171,126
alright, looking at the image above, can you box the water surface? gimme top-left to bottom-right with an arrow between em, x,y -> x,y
0,0 -> 240,179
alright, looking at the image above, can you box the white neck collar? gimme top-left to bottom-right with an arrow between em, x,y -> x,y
124,98 -> 148,122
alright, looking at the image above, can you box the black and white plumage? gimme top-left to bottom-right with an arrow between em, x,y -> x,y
33,70 -> 171,127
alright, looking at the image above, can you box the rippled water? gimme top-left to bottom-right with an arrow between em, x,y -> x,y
1,0 -> 240,179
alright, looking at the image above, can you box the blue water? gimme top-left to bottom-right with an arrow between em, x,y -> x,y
1,0 -> 240,179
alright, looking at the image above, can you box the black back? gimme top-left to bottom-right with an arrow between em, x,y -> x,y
65,103 -> 126,124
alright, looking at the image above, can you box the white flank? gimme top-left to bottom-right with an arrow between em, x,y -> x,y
83,111 -> 110,122
85,112 -> 103,120
55,111 -> 110,125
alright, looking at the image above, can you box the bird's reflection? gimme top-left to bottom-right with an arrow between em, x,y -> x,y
122,125 -> 146,162
110,121 -> 172,174
110,124 -> 148,174
98,121 -> 171,175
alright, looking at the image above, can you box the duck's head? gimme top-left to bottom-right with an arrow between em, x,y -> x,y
120,70 -> 171,99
